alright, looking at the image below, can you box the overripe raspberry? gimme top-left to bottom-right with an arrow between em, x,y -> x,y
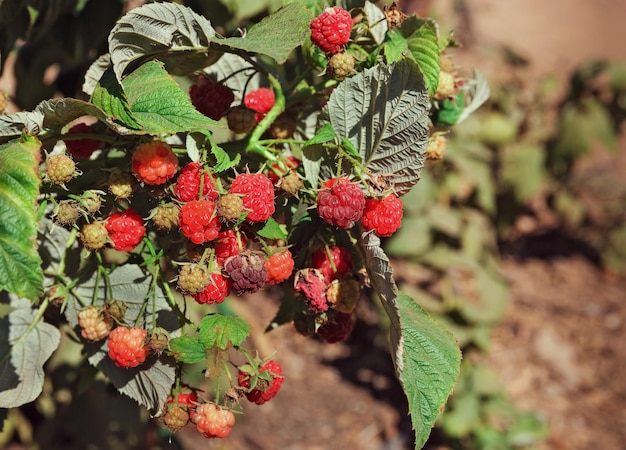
328,51 -> 355,78
361,193 -> 403,237
316,177 -> 365,229
294,268 -> 328,313
264,249 -> 295,285
80,221 -> 108,250
151,202 -> 180,231
107,326 -> 149,368
131,141 -> 178,185
192,272 -> 231,304
317,311 -> 354,343
177,263 -> 212,295
192,403 -> 235,439
223,251 -> 267,295
105,209 -> 146,252
217,193 -> 244,222
215,229 -> 246,266
244,87 -> 275,123
174,162 -> 218,202
108,168 -> 135,199
326,278 -> 360,313
228,173 -> 275,223
104,300 -> 127,322
189,76 -> 235,120
310,6 -> 353,54
77,306 -> 113,341
64,123 -> 100,158
311,245 -> 353,283
54,200 -> 79,226
268,113 -> 298,139
238,360 -> 284,405
267,155 -> 300,184
426,133 -> 447,160
227,106 -> 256,134
46,153 -> 76,185
178,199 -> 221,244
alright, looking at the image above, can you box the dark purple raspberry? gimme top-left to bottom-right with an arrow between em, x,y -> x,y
223,251 -> 267,295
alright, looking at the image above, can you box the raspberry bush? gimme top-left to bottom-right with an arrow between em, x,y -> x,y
0,1 -> 489,448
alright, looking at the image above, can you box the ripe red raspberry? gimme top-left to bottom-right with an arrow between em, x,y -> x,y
45,153 -> 76,185
244,87 -> 275,123
317,311 -> 354,343
328,51 -> 355,78
311,245 -> 353,283
267,155 -> 300,184
174,162 -> 218,202
107,326 -> 149,368
80,221 -> 108,250
228,173 -> 275,223
361,193 -> 403,237
177,263 -> 212,295
77,306 -> 113,341
216,193 -> 244,222
310,6 -> 352,54
215,229 -> 246,267
223,251 -> 267,295
151,202 -> 180,231
192,403 -> 235,439
294,268 -> 328,313
227,106 -> 256,134
264,249 -> 295,285
108,168 -> 135,199
131,141 -> 178,185
238,360 -> 284,405
192,272 -> 231,304
326,278 -> 360,313
64,123 -> 100,158
316,177 -> 365,229
189,76 -> 234,120
105,209 -> 146,252
178,199 -> 221,244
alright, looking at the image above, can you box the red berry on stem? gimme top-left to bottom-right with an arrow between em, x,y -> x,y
311,245 -> 353,283
189,76 -> 234,120
310,6 -> 353,54
192,272 -> 231,304
361,194 -> 403,237
174,162 -> 218,202
192,403 -> 235,439
228,173 -> 275,223
317,311 -> 354,343
105,209 -> 146,252
244,87 -> 275,123
178,199 -> 221,244
107,326 -> 149,368
238,360 -> 284,405
316,177 -> 365,229
131,141 -> 178,185
64,123 -> 100,158
265,249 -> 295,285
215,229 -> 246,267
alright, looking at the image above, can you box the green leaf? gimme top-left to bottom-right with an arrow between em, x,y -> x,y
384,29 -> 409,64
304,123 -> 337,146
90,67 -> 143,131
434,91 -> 465,127
199,314 -> 250,350
211,141 -> 241,173
360,232 -> 461,448
324,59 -> 430,196
122,60 -> 219,134
0,295 -> 61,408
363,1 -> 387,45
108,2 -> 220,82
0,136 -> 43,300
169,336 -> 206,364
403,20 -> 440,96
257,217 -> 288,240
216,3 -> 312,64
301,144 -> 324,188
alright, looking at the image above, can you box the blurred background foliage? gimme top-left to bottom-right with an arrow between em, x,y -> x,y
1,0 -> 625,449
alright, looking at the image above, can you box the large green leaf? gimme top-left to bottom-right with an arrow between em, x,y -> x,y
108,2 -> 220,82
120,60 -> 219,134
361,232 -> 461,449
402,19 -> 440,96
323,59 -> 430,196
0,136 -> 42,301
199,314 -> 250,350
0,295 -> 60,408
217,3 -> 312,64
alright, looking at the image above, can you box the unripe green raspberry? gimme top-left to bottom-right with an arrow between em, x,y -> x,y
279,171 -> 304,196
79,190 -> 103,215
151,203 -> 180,231
80,221 -> 108,250
426,134 -> 447,160
108,168 -> 135,199
227,106 -> 256,134
46,154 -> 76,185
163,405 -> 190,431
217,193 -> 244,222
54,200 -> 80,226
177,263 -> 212,295
328,52 -> 355,78
148,328 -> 169,354
434,70 -> 456,100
